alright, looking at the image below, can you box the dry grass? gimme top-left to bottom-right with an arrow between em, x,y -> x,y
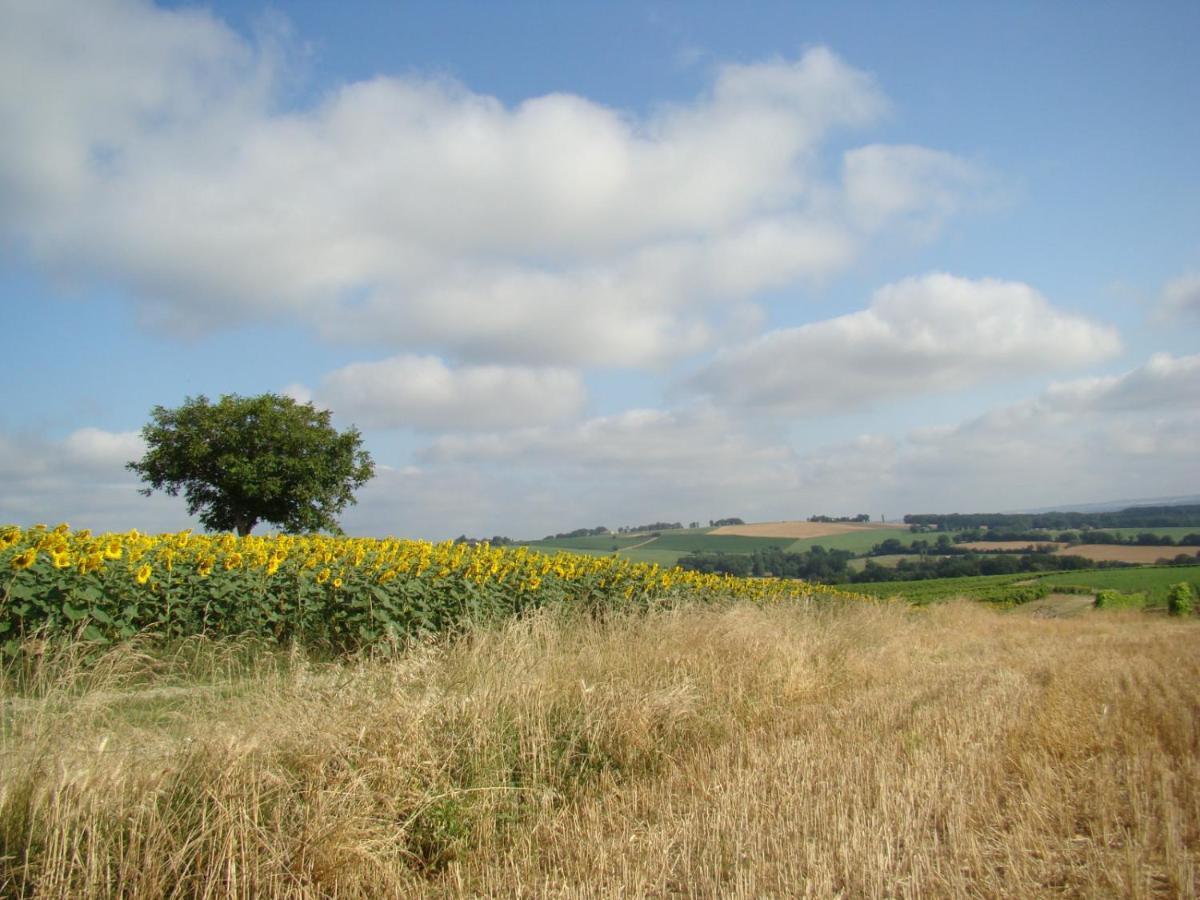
1054,545 -> 1200,564
2,601 -> 1197,898
710,521 -> 905,538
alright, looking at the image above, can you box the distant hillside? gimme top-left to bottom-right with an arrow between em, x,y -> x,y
906,501 -> 1200,531
1015,494 -> 1200,514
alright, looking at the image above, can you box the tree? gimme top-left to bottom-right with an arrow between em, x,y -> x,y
127,393 -> 375,535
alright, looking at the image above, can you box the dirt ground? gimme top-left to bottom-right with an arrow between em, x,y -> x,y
710,521 -> 906,538
1013,592 -> 1096,617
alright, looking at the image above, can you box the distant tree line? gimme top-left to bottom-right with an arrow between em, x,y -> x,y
852,553 -> 1109,583
544,526 -> 611,540
616,522 -> 684,533
808,514 -> 870,523
677,546 -> 854,580
904,504 -> 1200,532
708,518 -> 745,527
454,535 -> 515,546
951,528 -> 1200,546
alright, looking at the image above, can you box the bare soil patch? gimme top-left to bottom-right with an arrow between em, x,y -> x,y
1014,592 -> 1096,617
711,521 -> 906,538
958,540 -> 1066,552
1054,544 -> 1200,564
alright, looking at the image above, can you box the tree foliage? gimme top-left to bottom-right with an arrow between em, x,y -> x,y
127,394 -> 375,535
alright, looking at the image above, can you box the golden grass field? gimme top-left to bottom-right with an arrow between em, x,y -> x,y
709,521 -> 906,538
1053,544 -> 1200,564
2,600 -> 1197,897
957,540 -> 1067,552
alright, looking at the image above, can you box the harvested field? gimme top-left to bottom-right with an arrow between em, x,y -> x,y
711,520 -> 905,538
1054,544 -> 1200,564
6,601 -> 1197,897
958,540 -> 1066,552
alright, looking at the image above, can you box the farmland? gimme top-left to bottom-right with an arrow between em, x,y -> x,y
522,522 -> 916,565
1052,544 -> 1200,564
709,521 -> 904,538
2,520 -> 1199,897
957,540 -> 1066,551
1037,564 -> 1200,605
3,597 -> 1197,896
853,564 -> 1200,607
0,526 -> 861,650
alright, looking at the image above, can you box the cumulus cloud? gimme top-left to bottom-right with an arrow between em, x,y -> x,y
313,355 -> 586,430
1038,352 -> 1200,413
691,273 -> 1122,414
1156,272 -> 1200,321
871,353 -> 1200,508
401,352 -> 1199,532
61,427 -> 145,468
3,354 -> 1195,538
1,0 -> 993,366
842,144 -> 1004,237
423,405 -> 791,472
0,428 -> 194,531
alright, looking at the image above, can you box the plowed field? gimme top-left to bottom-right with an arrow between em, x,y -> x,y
958,540 -> 1066,552
1054,544 -> 1200,564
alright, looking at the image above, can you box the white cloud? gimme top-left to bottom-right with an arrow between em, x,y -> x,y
1,1 -> 992,367
870,353 -> 1200,510
691,273 -> 1121,414
1157,272 -> 1200,321
3,354 -> 1195,539
61,427 -> 145,469
423,405 -> 790,471
0,428 -> 194,532
401,353 -> 1199,532
842,144 -> 1003,237
1039,352 -> 1200,413
314,355 -> 586,430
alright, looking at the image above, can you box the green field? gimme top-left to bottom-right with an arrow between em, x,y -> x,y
1076,526 -> 1200,540
645,531 -> 795,553
783,527 -> 914,555
520,525 -> 951,567
522,533 -> 652,553
850,573 -> 1039,605
1036,565 -> 1200,605
847,554 -> 927,572
850,564 -> 1200,607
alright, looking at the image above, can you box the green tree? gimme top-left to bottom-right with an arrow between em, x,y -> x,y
127,393 -> 375,535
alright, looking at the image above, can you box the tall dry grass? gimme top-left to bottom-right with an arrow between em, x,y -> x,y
1,600 -> 1197,897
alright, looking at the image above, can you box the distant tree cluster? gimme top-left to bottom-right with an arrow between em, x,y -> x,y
616,521 -> 684,533
808,514 -> 870,523
852,553 -> 1103,583
544,526 -> 610,540
904,504 -> 1200,532
677,545 -> 853,580
127,393 -> 374,536
952,528 -> 1200,547
708,518 -> 745,527
453,535 -> 515,546
677,544 -> 1188,586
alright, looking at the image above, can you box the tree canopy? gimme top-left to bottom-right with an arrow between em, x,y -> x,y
127,393 -> 375,535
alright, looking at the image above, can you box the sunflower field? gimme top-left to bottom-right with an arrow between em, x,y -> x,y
0,525 -> 862,652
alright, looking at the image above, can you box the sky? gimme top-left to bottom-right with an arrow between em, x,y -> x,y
2,0 -> 1198,540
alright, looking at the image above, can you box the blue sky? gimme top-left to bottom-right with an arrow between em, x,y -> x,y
2,0 -> 1198,539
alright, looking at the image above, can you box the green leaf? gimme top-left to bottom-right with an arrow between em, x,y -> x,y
63,602 -> 87,622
